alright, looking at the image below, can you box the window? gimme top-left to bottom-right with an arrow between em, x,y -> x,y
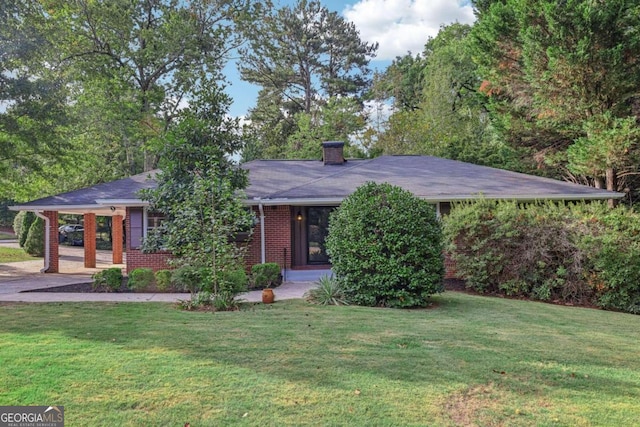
129,208 -> 165,249
145,211 -> 165,234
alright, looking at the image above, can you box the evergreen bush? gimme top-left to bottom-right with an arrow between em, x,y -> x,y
12,211 -> 25,238
326,182 -> 444,308
23,217 -> 45,257
155,269 -> 173,291
128,268 -> 156,291
250,263 -> 282,289
92,268 -> 124,292
17,211 -> 35,247
443,200 -> 640,313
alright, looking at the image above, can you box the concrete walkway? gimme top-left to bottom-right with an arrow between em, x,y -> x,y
0,242 -> 316,303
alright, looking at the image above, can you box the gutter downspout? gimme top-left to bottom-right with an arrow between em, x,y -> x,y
33,210 -> 50,273
258,201 -> 266,264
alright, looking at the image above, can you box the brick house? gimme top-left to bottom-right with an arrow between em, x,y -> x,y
10,142 -> 623,277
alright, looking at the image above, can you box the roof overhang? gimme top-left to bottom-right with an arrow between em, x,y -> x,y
9,199 -> 148,216
244,192 -> 623,207
245,197 -> 344,206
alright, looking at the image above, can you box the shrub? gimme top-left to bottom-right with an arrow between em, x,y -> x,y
173,266 -> 246,310
128,268 -> 155,291
304,275 -> 348,306
92,268 -> 124,292
179,291 -> 213,310
220,268 -> 248,294
172,265 -> 205,294
581,207 -> 640,313
23,217 -> 45,257
443,200 -> 640,313
212,291 -> 240,311
155,269 -> 173,291
443,199 -> 592,302
250,263 -> 282,289
326,182 -> 444,308
12,211 -> 25,240
17,211 -> 35,248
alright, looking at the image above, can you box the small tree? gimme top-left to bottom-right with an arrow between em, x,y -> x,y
326,182 -> 444,308
140,82 -> 253,303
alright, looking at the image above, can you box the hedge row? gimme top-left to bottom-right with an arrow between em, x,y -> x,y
443,200 -> 640,314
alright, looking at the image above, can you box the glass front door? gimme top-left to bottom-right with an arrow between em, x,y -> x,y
307,207 -> 333,264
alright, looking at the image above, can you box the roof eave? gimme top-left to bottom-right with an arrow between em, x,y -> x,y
243,192 -> 623,206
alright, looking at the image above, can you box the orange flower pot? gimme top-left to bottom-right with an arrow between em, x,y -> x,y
262,288 -> 275,304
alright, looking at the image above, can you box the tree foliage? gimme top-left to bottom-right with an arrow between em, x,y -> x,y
239,0 -> 377,159
372,23 -> 521,170
140,83 -> 253,295
1,0 -> 256,202
326,182 -> 444,308
471,0 -> 640,192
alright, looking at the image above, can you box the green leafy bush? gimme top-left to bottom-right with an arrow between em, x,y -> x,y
304,275 -> 348,306
128,268 -> 156,291
444,200 -> 640,313
23,217 -> 45,257
220,268 -> 248,294
92,268 -> 124,292
326,182 -> 444,308
581,207 -> 640,313
155,269 -> 173,291
250,263 -> 282,289
172,265 -> 205,294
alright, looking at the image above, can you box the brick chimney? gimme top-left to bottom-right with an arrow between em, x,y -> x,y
322,141 -> 345,165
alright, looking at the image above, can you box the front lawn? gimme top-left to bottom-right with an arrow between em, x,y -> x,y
0,246 -> 39,262
0,294 -> 638,426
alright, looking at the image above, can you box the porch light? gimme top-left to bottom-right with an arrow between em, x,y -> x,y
296,210 -> 303,221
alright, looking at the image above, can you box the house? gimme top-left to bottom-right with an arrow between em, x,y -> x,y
10,142 -> 624,276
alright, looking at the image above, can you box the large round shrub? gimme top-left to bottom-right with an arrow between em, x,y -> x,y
326,182 -> 444,308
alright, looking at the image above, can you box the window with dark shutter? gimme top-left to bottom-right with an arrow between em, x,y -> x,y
129,208 -> 143,248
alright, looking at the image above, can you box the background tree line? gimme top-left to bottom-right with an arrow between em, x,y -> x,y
2,0 -> 640,207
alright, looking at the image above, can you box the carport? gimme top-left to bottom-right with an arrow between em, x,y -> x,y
9,172 -> 157,273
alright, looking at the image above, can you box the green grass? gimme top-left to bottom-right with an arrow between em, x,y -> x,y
0,294 -> 639,426
0,231 -> 16,240
0,246 -> 39,262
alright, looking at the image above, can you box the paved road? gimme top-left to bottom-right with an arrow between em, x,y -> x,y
0,242 -> 315,303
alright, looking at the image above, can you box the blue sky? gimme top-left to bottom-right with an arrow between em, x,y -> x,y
224,0 -> 476,117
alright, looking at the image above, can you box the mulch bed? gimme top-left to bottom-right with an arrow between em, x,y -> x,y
29,279 -> 468,294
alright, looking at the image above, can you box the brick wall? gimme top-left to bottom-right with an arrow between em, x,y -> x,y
245,205 -> 291,270
125,207 -> 172,273
444,252 -> 458,279
126,249 -> 172,273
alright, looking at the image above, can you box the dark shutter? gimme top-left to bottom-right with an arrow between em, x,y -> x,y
129,207 -> 143,249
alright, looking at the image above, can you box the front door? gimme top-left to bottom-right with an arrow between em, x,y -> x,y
292,206 -> 335,267
307,206 -> 333,264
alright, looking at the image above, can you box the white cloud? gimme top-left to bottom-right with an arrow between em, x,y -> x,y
343,0 -> 476,60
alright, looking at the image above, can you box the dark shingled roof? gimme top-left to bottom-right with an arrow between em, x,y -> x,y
243,156 -> 622,203
11,156 -> 622,212
11,171 -> 158,213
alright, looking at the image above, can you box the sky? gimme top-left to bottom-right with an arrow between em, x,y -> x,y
224,0 -> 476,117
